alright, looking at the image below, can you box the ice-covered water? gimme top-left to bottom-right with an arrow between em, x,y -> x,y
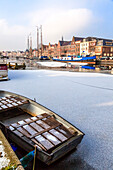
37,61 -> 67,67
0,70 -> 113,170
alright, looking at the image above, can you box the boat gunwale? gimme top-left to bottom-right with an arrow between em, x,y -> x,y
0,90 -> 85,163
0,121 -> 84,165
0,90 -> 85,136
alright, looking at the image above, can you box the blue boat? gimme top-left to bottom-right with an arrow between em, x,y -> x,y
81,65 -> 95,70
53,56 -> 96,62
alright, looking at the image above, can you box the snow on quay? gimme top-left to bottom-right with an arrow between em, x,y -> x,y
37,61 -> 67,67
0,70 -> 113,170
0,141 -> 10,169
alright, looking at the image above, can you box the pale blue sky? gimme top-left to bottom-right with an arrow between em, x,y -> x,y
0,0 -> 113,50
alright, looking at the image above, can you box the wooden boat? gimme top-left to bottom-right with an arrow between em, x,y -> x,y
0,90 -> 84,165
8,62 -> 26,70
0,63 -> 8,81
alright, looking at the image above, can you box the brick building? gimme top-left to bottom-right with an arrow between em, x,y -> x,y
80,37 -> 97,57
41,36 -> 84,59
39,36 -> 113,60
95,39 -> 113,59
42,45 -> 49,57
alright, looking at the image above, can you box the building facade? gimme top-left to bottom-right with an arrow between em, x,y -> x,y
95,39 -> 113,59
1,36 -> 113,60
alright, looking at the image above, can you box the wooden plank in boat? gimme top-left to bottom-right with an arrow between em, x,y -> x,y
24,118 -> 32,124
8,113 -> 77,152
37,113 -> 49,118
18,120 -> 26,126
1,105 -> 8,109
9,126 -> 15,131
49,129 -> 68,142
30,122 -> 44,132
23,124 -> 37,136
35,135 -> 54,150
17,127 -> 31,138
13,130 -> 23,137
6,104 -> 13,107
11,123 -> 19,128
30,123 -> 61,139
42,116 -> 61,127
56,125 -> 75,138
0,95 -> 29,112
43,132 -> 61,146
36,120 -> 50,129
31,138 -> 47,151
31,116 -> 38,121
14,113 -> 51,129
1,100 -> 7,104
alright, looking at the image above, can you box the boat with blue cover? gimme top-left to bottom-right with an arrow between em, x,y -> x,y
53,55 -> 96,62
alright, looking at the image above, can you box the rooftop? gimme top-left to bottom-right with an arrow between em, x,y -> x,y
59,41 -> 71,46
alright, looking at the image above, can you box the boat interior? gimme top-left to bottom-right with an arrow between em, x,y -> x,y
0,95 -> 79,154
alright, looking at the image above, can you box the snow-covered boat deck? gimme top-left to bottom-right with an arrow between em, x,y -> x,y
0,70 -> 113,169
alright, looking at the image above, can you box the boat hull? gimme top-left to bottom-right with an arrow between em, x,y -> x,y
0,64 -> 8,81
0,90 -> 84,165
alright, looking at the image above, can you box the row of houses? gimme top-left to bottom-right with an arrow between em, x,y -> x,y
1,36 -> 113,60
0,51 -> 25,58
39,36 -> 113,60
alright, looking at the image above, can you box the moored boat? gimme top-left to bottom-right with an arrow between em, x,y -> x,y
8,61 -> 26,70
0,90 -> 84,165
0,63 -> 8,81
53,55 -> 96,62
53,56 -> 97,66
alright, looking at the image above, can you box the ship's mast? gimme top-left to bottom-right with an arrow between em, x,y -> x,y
30,36 -> 32,49
36,26 -> 39,57
29,33 -> 32,57
27,36 -> 29,50
40,25 -> 42,57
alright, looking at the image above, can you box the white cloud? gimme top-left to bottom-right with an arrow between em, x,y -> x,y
0,19 -> 29,50
28,8 -> 94,44
0,19 -> 16,35
0,8 -> 94,50
0,0 -> 113,50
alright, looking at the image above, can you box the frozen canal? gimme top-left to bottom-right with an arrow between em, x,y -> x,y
0,70 -> 113,170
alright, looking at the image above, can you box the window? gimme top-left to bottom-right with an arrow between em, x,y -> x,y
111,47 -> 113,52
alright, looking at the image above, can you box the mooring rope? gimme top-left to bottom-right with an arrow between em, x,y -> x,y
33,145 -> 37,170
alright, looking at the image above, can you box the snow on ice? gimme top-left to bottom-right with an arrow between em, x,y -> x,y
0,70 -> 113,170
